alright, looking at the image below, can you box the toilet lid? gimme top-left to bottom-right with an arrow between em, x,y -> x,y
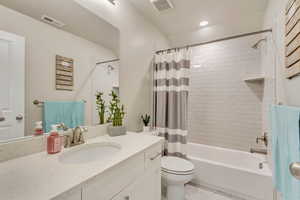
161,156 -> 194,173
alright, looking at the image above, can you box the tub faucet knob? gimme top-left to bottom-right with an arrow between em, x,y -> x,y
256,132 -> 268,146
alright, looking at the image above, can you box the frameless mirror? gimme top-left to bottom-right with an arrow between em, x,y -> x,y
0,0 -> 120,142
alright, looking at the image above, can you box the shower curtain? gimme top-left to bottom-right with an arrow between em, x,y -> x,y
152,49 -> 191,158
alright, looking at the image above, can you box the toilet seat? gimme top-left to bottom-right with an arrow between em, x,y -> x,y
161,156 -> 194,175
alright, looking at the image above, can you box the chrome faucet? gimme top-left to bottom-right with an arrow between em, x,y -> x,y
63,126 -> 88,148
256,132 -> 268,147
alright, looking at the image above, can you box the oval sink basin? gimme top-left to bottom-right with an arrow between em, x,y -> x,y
59,142 -> 121,164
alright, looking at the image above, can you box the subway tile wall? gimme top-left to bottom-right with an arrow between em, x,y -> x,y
188,35 -> 264,151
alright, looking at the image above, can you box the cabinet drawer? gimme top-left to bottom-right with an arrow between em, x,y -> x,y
82,153 -> 144,200
51,186 -> 82,200
145,143 -> 162,170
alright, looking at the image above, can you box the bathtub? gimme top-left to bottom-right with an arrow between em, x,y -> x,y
187,143 -> 274,200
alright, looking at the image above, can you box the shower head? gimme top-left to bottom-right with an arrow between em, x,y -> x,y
252,38 -> 267,49
107,65 -> 115,74
108,65 -> 114,70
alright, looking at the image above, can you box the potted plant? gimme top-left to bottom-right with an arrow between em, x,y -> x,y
141,114 -> 151,132
96,92 -> 106,124
107,91 -> 126,136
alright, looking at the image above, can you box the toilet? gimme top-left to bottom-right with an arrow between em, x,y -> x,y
161,156 -> 195,200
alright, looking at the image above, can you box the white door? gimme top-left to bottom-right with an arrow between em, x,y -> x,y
0,31 -> 25,141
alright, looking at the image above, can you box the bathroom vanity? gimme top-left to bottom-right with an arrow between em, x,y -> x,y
0,133 -> 163,200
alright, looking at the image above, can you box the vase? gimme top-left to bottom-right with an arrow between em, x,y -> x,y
143,126 -> 150,132
108,125 -> 126,137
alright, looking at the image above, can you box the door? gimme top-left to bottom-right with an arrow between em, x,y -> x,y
0,31 -> 25,141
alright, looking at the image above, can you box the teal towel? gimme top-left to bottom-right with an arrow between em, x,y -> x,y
43,101 -> 85,133
270,105 -> 300,200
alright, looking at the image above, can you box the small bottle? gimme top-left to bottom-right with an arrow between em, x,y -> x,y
47,125 -> 62,154
34,121 -> 44,136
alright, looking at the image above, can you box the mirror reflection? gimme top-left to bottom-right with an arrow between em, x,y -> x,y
0,0 -> 120,142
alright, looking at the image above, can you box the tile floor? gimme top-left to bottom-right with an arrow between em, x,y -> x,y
162,184 -> 245,200
184,184 -> 243,200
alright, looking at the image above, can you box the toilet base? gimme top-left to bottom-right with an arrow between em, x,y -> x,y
167,184 -> 185,200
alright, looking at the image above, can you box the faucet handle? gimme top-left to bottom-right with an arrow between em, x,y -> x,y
73,126 -> 86,144
62,129 -> 73,148
256,132 -> 268,146
63,135 -> 71,148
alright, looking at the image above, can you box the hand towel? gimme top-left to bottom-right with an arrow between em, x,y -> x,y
43,101 -> 85,133
270,105 -> 300,200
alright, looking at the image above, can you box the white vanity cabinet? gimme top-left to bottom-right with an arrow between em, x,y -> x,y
111,168 -> 161,200
52,187 -> 82,200
80,143 -> 162,200
127,164 -> 161,200
0,134 -> 163,200
112,144 -> 162,200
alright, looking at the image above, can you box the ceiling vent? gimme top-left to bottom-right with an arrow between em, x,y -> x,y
41,15 -> 65,28
107,0 -> 116,5
150,0 -> 174,12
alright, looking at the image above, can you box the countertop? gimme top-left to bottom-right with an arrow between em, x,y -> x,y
0,132 -> 163,200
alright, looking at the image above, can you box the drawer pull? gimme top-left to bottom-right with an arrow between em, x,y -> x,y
150,152 -> 161,160
124,196 -> 130,200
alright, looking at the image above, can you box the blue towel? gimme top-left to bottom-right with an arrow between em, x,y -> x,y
43,101 -> 85,133
270,105 -> 300,200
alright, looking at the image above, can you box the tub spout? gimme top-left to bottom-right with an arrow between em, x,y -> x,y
250,148 -> 267,155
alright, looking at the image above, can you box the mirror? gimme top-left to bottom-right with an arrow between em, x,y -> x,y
0,0 -> 120,142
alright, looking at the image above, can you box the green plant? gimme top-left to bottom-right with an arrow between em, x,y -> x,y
96,92 -> 106,124
107,91 -> 125,126
141,114 -> 151,127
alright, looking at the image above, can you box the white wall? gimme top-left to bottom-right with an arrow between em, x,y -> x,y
263,0 -> 300,107
0,5 -> 117,135
169,20 -> 266,47
75,0 -> 170,131
188,35 -> 264,151
263,1 -> 295,199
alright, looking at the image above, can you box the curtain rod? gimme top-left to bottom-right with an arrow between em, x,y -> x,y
96,58 -> 120,65
156,29 -> 273,54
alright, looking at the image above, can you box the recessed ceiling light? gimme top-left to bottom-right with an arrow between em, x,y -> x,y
199,21 -> 209,27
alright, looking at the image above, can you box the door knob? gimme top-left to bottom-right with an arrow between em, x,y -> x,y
290,162 -> 300,180
16,114 -> 23,121
0,117 -> 5,122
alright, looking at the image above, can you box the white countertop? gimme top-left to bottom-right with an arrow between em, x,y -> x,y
0,133 -> 163,200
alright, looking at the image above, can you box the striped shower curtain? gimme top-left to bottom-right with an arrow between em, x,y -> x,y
152,49 -> 191,158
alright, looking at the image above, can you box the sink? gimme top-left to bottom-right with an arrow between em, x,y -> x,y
59,142 -> 121,164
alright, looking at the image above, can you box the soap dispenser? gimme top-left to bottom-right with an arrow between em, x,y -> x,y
47,125 -> 62,154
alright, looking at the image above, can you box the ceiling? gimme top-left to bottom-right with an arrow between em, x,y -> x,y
0,0 -> 120,53
128,0 -> 269,46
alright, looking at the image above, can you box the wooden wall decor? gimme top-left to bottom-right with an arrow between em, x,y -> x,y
55,55 -> 74,91
286,0 -> 300,79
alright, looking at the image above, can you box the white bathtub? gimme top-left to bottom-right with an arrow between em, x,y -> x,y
187,143 -> 274,200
